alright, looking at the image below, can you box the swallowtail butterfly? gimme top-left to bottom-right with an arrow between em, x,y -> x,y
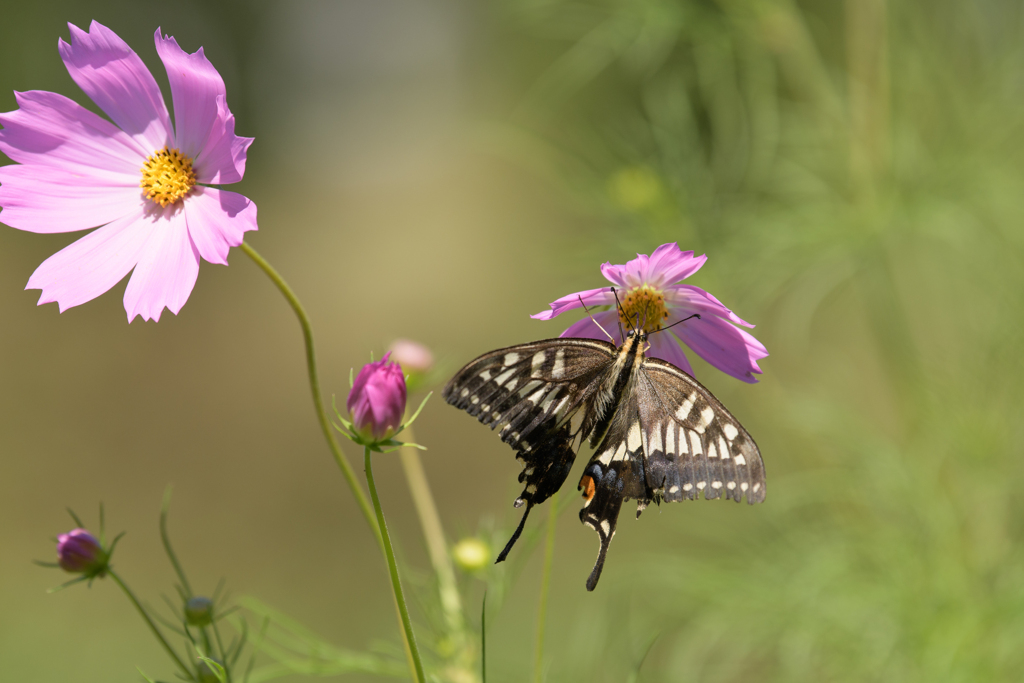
443,302 -> 765,591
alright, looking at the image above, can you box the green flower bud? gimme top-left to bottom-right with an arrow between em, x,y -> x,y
185,596 -> 214,627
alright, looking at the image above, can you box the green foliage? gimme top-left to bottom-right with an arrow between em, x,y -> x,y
477,0 -> 1024,680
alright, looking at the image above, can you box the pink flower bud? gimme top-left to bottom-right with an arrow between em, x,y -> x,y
387,339 -> 434,374
56,528 -> 107,575
347,352 -> 407,442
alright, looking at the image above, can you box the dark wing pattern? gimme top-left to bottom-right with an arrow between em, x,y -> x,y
443,338 -> 616,560
577,390 -> 648,591
637,357 -> 766,505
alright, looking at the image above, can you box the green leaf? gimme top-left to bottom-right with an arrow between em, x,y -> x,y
197,654 -> 227,683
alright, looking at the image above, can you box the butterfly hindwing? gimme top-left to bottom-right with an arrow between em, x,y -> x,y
578,393 -> 648,590
637,358 -> 766,504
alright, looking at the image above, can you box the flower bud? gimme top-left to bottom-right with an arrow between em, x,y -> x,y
347,352 -> 407,442
452,537 -> 490,572
387,339 -> 434,374
56,529 -> 108,576
185,596 -> 214,627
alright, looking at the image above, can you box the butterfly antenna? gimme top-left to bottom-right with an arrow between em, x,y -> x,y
611,287 -> 627,341
578,294 -> 615,343
650,313 -> 701,335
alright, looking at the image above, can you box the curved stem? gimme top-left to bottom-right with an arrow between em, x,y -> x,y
239,242 -> 381,546
109,569 -> 193,680
364,446 -> 426,683
533,491 -> 558,683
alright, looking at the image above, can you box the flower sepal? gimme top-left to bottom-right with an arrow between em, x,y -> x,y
332,391 -> 432,453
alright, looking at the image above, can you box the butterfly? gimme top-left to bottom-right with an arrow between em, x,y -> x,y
443,300 -> 765,590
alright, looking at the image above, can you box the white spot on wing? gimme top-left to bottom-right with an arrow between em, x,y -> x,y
460,388 -> 469,398
712,481 -> 722,489
723,423 -> 739,441
683,483 -> 693,491
503,352 -> 520,366
493,368 -> 515,386
551,349 -> 566,379
600,520 -> 611,535
688,430 -> 702,455
627,423 -> 642,451
613,441 -> 628,462
707,441 -> 718,459
753,483 -> 761,493
665,423 -> 676,455
734,454 -> 746,466
719,436 -> 730,460
740,482 -> 749,492
700,406 -> 715,429
531,351 -> 547,376
727,481 -> 736,490
598,449 -> 614,465
675,394 -> 695,421
696,481 -> 706,490
471,396 -> 479,405
668,485 -> 680,494
649,424 -> 663,453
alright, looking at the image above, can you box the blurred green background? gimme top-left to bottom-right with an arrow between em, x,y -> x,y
3,0 -> 1024,681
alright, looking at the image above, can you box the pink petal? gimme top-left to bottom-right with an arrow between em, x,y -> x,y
558,310 -> 620,344
600,262 -> 629,287
667,285 -> 755,327
530,286 -> 615,321
0,164 -> 141,233
193,96 -> 252,184
154,29 -> 228,159
25,206 -> 152,312
184,187 -> 257,265
645,242 -> 706,286
0,90 -> 146,178
674,316 -> 767,384
59,21 -> 172,153
621,252 -> 652,287
123,205 -> 200,322
646,330 -> 695,377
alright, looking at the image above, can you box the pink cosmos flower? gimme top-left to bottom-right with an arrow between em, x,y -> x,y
0,21 -> 257,322
347,352 -> 408,442
532,242 -> 768,383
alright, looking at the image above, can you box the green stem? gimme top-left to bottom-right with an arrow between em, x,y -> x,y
533,491 -> 558,683
109,569 -> 193,680
239,242 -> 381,546
399,426 -> 465,638
364,446 -> 426,683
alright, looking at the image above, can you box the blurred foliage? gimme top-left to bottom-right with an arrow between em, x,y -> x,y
473,0 -> 1024,680
6,0 -> 1024,681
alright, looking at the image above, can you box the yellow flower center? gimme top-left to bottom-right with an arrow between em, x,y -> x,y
140,147 -> 196,207
618,284 -> 670,333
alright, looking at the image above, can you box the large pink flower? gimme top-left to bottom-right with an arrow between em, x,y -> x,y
0,21 -> 257,322
532,242 -> 768,383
